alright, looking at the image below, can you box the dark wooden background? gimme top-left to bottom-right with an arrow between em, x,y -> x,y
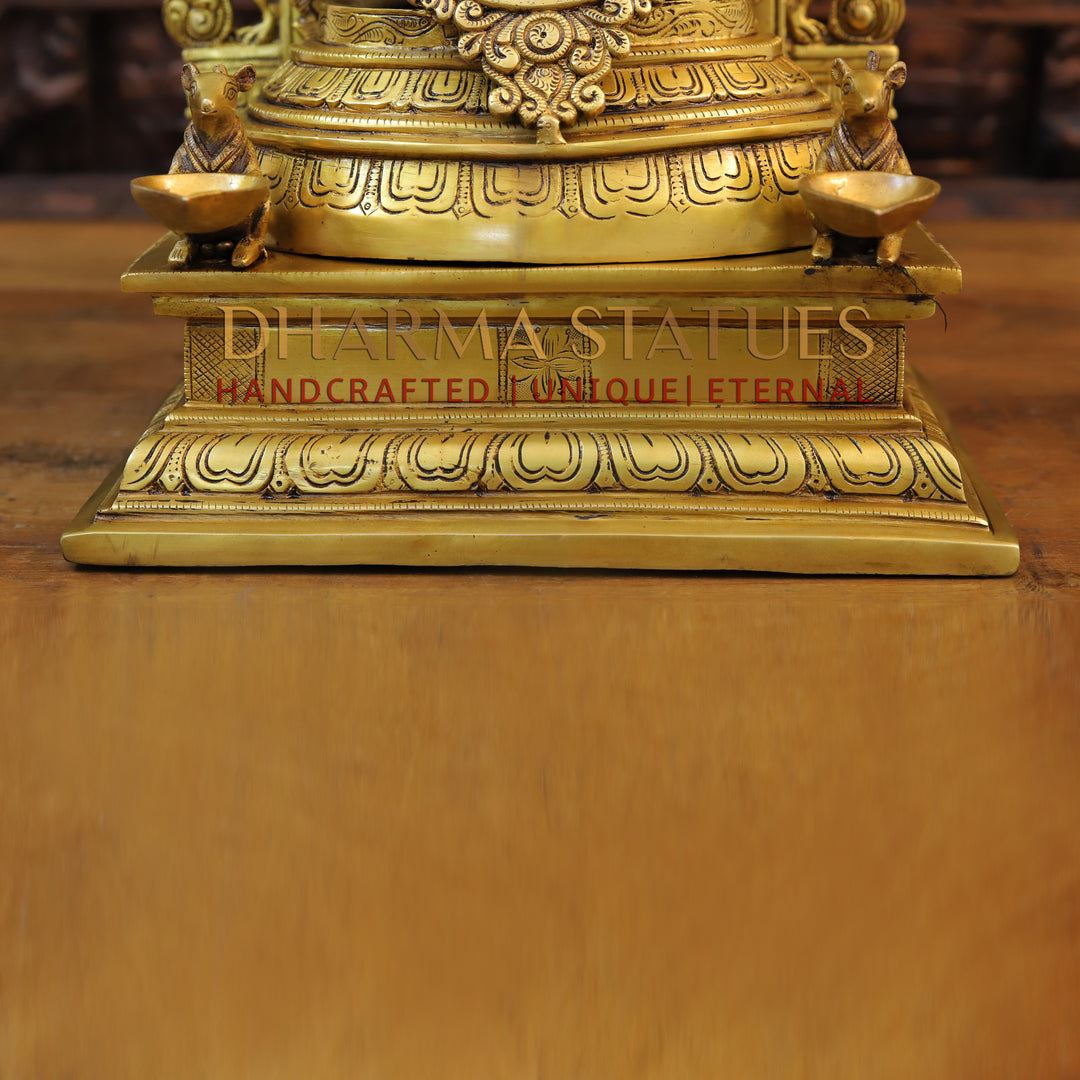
1,0 -> 1078,181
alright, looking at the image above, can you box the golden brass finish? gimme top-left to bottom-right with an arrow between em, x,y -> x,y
163,0 -> 281,47
60,224 -> 1018,575
780,0 -> 903,120
785,0 -> 905,46
409,0 -> 659,143
805,50 -> 914,266
120,219 -> 961,299
164,0 -> 301,104
244,0 -> 837,263
827,0 -> 906,44
799,172 -> 940,238
165,63 -> 271,268
61,370 -> 1019,575
59,0 -> 1019,574
131,174 -> 271,236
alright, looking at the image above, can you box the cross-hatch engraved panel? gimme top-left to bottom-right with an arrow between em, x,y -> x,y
186,326 -> 265,402
819,325 -> 903,404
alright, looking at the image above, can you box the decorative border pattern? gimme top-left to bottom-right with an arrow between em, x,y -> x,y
117,427 -> 965,503
627,0 -> 756,40
320,9 -> 444,46
256,54 -> 817,117
257,134 -> 821,220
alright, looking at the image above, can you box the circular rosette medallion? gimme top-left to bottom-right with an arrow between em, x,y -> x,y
518,12 -> 574,61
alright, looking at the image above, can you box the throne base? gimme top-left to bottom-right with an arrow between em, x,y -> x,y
62,229 -> 1019,575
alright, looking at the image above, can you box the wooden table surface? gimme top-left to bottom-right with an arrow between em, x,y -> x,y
1,220 -> 1078,1078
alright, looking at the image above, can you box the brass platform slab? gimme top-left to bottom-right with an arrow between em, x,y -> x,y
121,221 -> 961,303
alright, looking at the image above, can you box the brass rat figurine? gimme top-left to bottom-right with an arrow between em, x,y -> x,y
169,63 -> 269,269
810,50 -> 911,266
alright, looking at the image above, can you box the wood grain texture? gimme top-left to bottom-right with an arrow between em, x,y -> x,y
1,220 -> 1078,1079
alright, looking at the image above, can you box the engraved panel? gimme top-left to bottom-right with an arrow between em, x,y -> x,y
118,427 -> 966,503
257,134 -> 824,224
186,325 -> 265,401
818,325 -> 903,405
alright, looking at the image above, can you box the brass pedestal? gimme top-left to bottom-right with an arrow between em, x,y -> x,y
62,226 -> 1019,575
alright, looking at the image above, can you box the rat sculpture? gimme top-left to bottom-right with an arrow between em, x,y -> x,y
810,50 -> 911,266
169,63 -> 269,269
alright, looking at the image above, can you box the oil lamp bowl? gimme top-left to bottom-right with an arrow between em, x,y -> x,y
799,172 -> 941,238
131,174 -> 270,236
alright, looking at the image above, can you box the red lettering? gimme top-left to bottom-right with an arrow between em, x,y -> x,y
469,379 -> 489,403
754,378 -> 770,404
532,379 -> 555,403
421,377 -> 440,402
217,378 -> 238,404
374,378 -> 396,403
242,378 -> 264,404
709,378 -> 725,404
730,378 -> 748,404
446,378 -> 462,403
401,378 -> 416,403
271,379 -> 292,403
561,378 -> 583,403
830,378 -> 851,403
857,378 -> 872,404
607,378 -> 629,405
300,379 -> 320,403
661,377 -> 677,403
802,379 -> 823,403
634,378 -> 655,404
326,378 -> 344,403
777,378 -> 794,403
349,379 -> 367,403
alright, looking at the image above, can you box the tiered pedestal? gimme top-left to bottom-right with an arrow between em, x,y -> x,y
62,226 -> 1019,574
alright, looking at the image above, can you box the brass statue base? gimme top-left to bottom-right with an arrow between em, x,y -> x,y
62,225 -> 1019,575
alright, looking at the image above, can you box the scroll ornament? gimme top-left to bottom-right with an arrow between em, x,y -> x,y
828,0 -> 905,44
786,0 -> 905,46
162,0 -> 280,48
410,0 -> 657,143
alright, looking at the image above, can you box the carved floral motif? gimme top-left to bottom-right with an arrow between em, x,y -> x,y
408,0 -> 658,142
